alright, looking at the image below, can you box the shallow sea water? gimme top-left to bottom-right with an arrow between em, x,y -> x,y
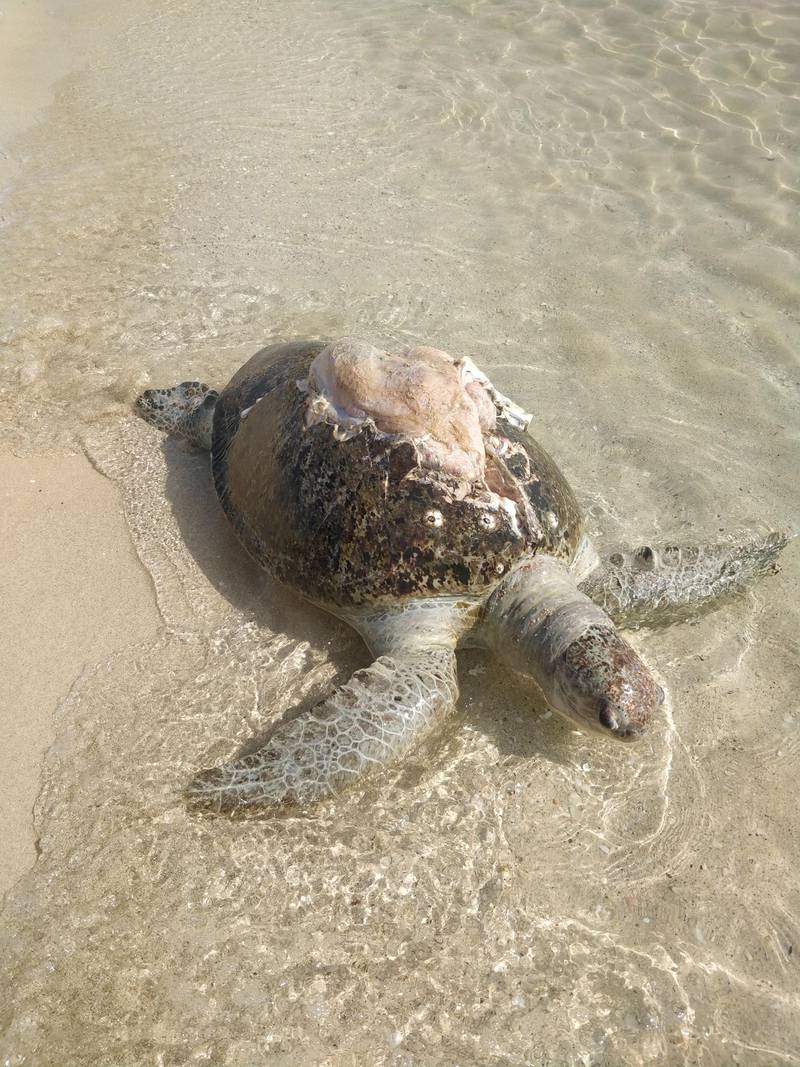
1,0 -> 800,1063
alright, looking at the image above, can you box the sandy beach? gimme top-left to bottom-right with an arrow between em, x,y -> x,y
0,455 -> 158,898
0,1 -> 160,898
1,0 -> 798,1063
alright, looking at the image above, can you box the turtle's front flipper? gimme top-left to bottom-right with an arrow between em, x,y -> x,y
482,556 -> 663,740
135,381 -> 218,449
186,647 -> 458,812
581,530 -> 793,628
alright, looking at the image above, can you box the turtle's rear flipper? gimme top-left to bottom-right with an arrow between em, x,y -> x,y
582,529 -> 794,628
135,381 -> 218,450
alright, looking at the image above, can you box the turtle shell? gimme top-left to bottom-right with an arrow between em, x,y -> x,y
212,341 -> 583,608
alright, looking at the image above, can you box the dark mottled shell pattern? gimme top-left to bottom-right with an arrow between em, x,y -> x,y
212,342 -> 583,608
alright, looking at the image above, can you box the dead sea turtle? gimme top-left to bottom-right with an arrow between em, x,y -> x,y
136,337 -> 790,810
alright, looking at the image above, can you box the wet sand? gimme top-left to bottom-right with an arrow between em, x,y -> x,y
0,0 -> 160,900
0,454 -> 159,899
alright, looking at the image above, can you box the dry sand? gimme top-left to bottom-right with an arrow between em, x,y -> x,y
0,454 -> 159,899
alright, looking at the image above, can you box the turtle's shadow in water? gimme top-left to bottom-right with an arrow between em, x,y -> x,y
160,436 -> 576,775
456,652 -> 580,768
161,437 -> 365,726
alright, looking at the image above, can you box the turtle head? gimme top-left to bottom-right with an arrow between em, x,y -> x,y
135,381 -> 217,449
551,625 -> 664,741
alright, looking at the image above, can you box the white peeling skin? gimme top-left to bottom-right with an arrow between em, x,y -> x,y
464,379 -> 497,431
569,533 -> 601,586
185,647 -> 459,811
456,355 -> 533,431
302,337 -> 519,482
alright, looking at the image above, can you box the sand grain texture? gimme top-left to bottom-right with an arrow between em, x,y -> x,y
0,454 -> 159,898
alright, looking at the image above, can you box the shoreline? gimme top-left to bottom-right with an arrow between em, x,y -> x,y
0,0 -> 160,901
0,452 -> 160,900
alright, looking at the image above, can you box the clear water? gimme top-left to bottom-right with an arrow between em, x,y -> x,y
1,0 -> 799,1063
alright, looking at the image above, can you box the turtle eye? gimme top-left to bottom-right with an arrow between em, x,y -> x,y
424,509 -> 444,528
598,701 -> 618,730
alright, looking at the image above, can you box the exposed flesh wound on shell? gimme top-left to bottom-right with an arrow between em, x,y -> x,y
300,337 -> 532,483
